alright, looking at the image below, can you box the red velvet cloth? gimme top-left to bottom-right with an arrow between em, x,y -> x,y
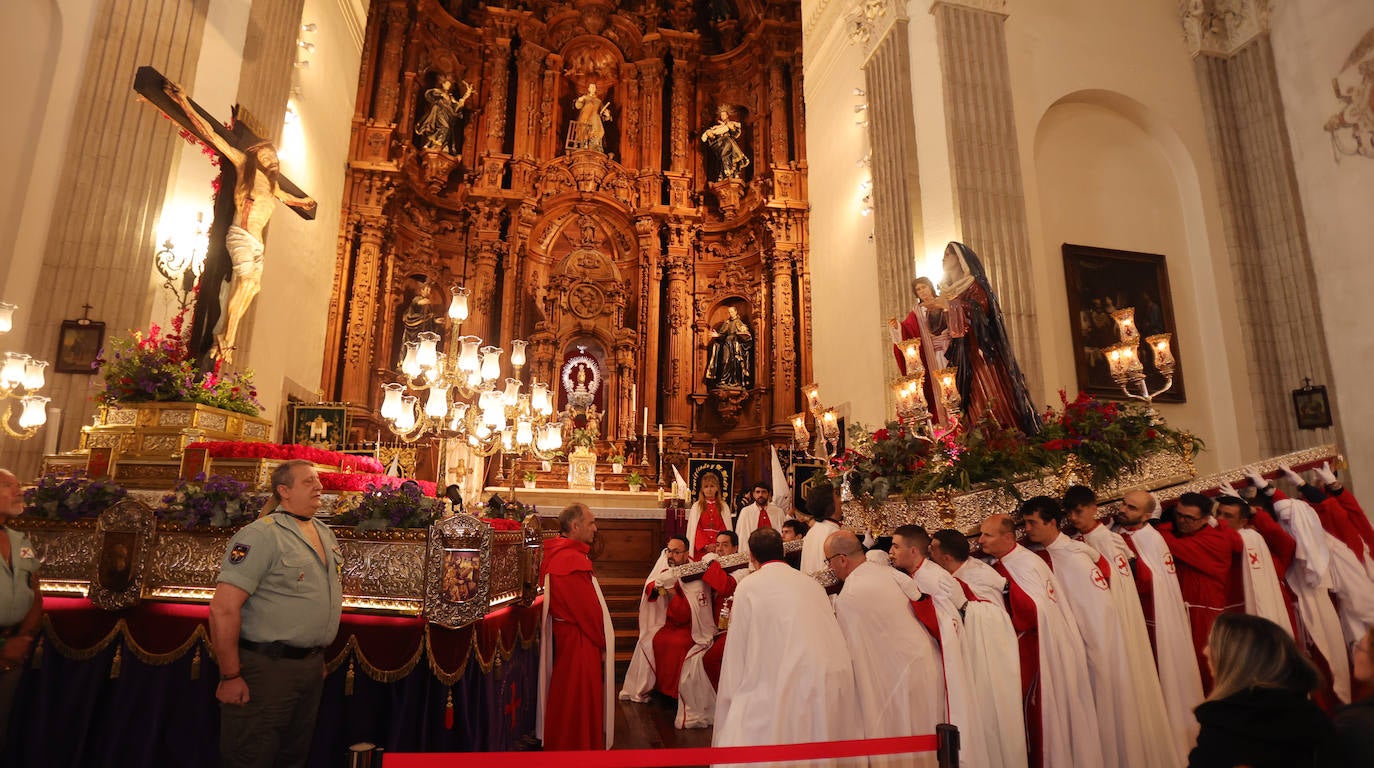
1158,521 -> 1243,692
540,537 -> 607,751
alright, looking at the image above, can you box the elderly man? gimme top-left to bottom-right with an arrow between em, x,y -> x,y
1114,490 -> 1205,751
620,536 -> 734,728
0,470 -> 42,753
980,513 -> 1102,768
1023,496 -> 1174,768
826,530 -> 943,768
713,528 -> 862,767
930,528 -> 1007,608
537,503 -> 614,749
211,460 -> 342,768
735,481 -> 786,543
1157,492 -> 1243,691
892,525 -> 1024,768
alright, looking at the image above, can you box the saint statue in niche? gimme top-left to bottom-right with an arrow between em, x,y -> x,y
704,306 -> 754,390
701,106 -> 750,181
416,78 -> 475,154
395,280 -> 440,366
569,83 -> 612,152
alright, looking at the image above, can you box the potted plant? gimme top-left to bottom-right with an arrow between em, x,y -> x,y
626,471 -> 644,492
540,458 -> 553,472
610,453 -> 625,474
522,470 -> 537,489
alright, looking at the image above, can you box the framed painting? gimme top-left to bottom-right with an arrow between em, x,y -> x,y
1291,381 -> 1333,430
290,402 -> 348,451
55,319 -> 105,374
1062,244 -> 1186,403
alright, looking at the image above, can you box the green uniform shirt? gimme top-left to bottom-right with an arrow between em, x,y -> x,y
0,528 -> 38,627
216,511 -> 343,648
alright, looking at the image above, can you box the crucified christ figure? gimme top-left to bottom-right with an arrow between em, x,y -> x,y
162,81 -> 317,363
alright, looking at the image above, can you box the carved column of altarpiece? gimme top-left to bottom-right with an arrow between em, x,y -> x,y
321,0 -> 812,480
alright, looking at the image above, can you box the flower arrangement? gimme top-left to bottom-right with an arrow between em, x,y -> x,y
331,482 -> 442,531
23,472 -> 128,522
839,391 -> 1201,503
186,441 -> 385,474
157,473 -> 262,528
95,308 -> 261,416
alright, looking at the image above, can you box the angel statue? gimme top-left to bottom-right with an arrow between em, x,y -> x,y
701,106 -> 750,181
570,83 -> 613,152
416,78 -> 474,154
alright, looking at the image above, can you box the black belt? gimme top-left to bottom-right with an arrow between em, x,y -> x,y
238,638 -> 324,660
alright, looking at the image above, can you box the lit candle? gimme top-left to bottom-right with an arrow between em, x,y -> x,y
1111,308 -> 1139,342
1146,333 -> 1175,375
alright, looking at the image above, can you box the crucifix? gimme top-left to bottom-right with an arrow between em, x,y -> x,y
133,66 -> 317,368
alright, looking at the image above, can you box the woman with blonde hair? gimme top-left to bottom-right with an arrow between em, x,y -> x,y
1189,613 -> 1331,768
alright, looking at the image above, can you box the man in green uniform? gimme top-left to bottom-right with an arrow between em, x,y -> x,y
0,469 -> 42,751
210,459 -> 343,768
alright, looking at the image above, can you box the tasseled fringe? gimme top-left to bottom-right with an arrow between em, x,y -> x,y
444,688 -> 454,730
190,646 -> 201,680
110,646 -> 122,679
345,657 -> 355,696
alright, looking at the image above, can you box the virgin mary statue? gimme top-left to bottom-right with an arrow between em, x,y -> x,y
938,241 -> 1041,435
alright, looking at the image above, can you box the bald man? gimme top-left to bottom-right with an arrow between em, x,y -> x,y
1114,490 -> 1204,749
827,530 -> 944,767
980,513 -> 1101,768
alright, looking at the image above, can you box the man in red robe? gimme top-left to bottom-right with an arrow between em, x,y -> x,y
1157,492 -> 1243,692
537,503 -> 614,750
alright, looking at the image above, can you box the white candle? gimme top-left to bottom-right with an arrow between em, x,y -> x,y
658,424 -> 663,454
630,385 -> 636,438
643,407 -> 649,440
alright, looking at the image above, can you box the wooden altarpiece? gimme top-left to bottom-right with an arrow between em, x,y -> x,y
321,0 -> 812,481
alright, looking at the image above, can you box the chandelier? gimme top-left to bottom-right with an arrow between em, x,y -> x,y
0,303 -> 50,440
378,286 -> 563,459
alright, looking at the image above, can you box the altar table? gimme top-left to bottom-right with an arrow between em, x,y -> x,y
9,597 -> 540,767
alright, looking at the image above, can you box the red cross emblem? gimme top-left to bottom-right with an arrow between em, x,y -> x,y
1163,554 -> 1176,574
1091,568 -> 1108,590
504,681 -> 521,730
1115,554 -> 1130,576
1248,550 -> 1261,570
1046,580 -> 1057,603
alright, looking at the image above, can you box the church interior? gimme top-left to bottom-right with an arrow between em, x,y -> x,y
0,0 -> 1372,763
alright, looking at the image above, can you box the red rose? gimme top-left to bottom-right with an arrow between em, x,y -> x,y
872,428 -> 890,442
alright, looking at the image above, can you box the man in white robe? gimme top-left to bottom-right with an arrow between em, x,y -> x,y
894,526 -> 1025,768
1025,496 -> 1173,768
1115,490 -> 1205,750
713,527 -> 864,768
618,537 -> 732,728
1065,486 -> 1190,766
1212,491 -> 1295,635
800,484 -> 841,575
735,481 -> 786,544
1271,495 -> 1355,702
930,529 -> 1007,609
979,513 -> 1103,768
827,530 -> 943,768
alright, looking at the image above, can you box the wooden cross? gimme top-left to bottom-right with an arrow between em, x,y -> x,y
133,66 -> 316,368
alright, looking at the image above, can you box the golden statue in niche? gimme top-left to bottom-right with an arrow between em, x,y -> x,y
568,83 -> 612,152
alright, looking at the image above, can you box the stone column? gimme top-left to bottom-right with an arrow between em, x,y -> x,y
931,0 -> 1041,398
1186,1 -> 1338,453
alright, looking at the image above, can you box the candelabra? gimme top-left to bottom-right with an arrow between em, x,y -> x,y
0,303 -> 50,439
1103,308 -> 1175,412
890,338 -> 961,433
798,383 -> 841,461
378,286 -> 563,463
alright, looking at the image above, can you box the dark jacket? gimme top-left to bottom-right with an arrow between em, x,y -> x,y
1323,695 -> 1374,767
1189,686 -> 1332,768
